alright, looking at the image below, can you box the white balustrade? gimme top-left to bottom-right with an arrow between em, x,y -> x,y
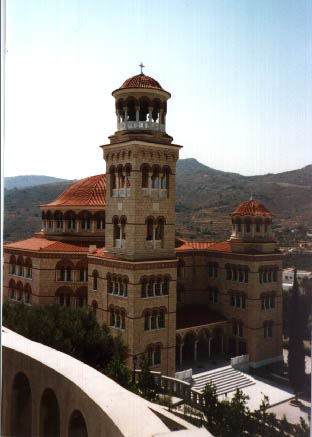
117,121 -> 165,132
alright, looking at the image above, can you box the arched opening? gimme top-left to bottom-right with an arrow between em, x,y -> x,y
64,210 -> 77,231
39,388 -> 60,437
9,254 -> 16,274
11,372 -> 32,437
183,331 -> 197,363
54,211 -> 64,231
141,164 -> 150,189
68,409 -> 88,437
16,255 -> 24,277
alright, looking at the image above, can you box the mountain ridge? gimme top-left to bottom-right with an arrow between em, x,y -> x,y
3,159 -> 312,243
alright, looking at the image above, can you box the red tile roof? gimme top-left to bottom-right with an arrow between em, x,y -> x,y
175,241 -> 215,251
88,247 -> 121,260
41,174 -> 106,208
175,240 -> 232,253
176,307 -> 227,330
230,200 -> 272,217
4,238 -> 89,253
119,74 -> 163,91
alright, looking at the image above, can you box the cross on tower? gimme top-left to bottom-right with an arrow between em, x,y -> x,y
139,62 -> 145,74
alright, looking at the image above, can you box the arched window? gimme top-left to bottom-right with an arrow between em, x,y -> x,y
24,258 -> 32,279
123,278 -> 128,297
158,310 -> 165,328
146,217 -> 154,241
144,311 -> 150,331
151,166 -> 160,189
155,278 -> 161,296
146,216 -> 164,248
147,344 -> 161,366
230,292 -> 246,309
10,255 -> 17,275
17,256 -> 24,277
148,279 -> 154,297
261,293 -> 275,310
163,276 -> 169,295
121,311 -> 126,330
151,310 -> 157,329
110,166 -> 116,196
141,279 -> 147,298
141,164 -> 149,189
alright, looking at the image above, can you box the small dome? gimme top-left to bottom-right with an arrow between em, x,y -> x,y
230,200 -> 272,217
119,73 -> 163,91
41,174 -> 106,207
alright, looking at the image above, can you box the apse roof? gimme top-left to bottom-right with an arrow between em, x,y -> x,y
41,174 -> 106,208
230,200 -> 272,217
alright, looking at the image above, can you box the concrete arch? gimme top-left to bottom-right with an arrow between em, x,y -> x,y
39,387 -> 60,437
11,371 -> 32,437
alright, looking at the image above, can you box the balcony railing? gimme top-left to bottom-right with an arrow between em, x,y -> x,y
117,121 -> 165,132
146,240 -> 162,249
142,188 -> 167,198
112,188 -> 131,198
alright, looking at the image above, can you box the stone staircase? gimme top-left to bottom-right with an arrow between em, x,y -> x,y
192,366 -> 255,396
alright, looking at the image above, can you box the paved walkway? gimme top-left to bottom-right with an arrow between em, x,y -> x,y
268,398 -> 311,425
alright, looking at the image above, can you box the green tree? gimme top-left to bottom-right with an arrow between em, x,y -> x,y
137,354 -> 158,401
3,301 -> 128,371
104,359 -> 132,389
288,269 -> 306,402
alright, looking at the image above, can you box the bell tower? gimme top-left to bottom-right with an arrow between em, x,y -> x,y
98,70 -> 181,377
102,70 -> 182,261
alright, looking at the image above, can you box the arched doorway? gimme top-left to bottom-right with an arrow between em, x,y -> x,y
39,388 -> 60,436
11,372 -> 32,437
68,410 -> 88,437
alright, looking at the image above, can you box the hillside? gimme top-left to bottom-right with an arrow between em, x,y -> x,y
3,160 -> 312,244
4,175 -> 69,190
175,159 -> 312,241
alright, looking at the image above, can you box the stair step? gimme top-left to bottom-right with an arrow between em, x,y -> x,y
195,372 -> 242,384
193,377 -> 249,391
193,374 -> 249,388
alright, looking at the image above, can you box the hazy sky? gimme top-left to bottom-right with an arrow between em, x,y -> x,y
4,0 -> 312,179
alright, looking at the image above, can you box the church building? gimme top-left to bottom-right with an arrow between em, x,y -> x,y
3,71 -> 283,376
